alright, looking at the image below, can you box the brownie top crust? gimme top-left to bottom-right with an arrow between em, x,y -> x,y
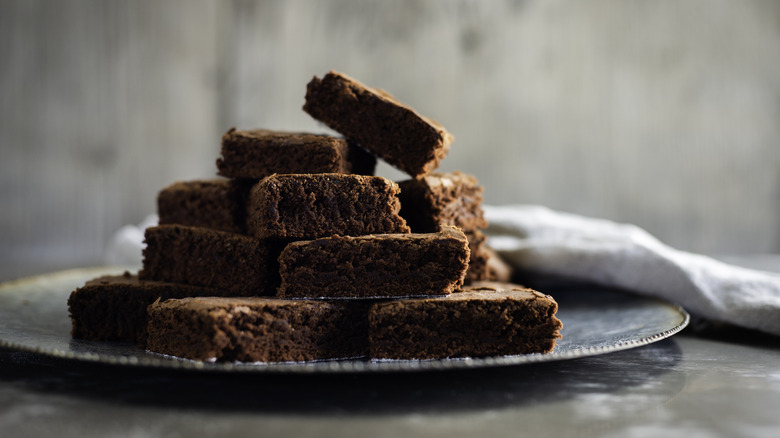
84,271 -> 139,287
223,128 -> 347,147
160,179 -> 231,193
397,285 -> 558,305
155,295 -> 306,312
82,272 -> 216,294
418,171 -> 479,190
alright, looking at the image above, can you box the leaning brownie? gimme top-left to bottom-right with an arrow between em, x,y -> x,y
369,285 -> 562,360
146,297 -> 371,362
68,272 -> 220,345
303,71 -> 453,178
398,171 -> 488,233
217,128 -> 376,179
277,226 -> 470,299
157,179 -> 251,234
247,173 -> 410,239
139,224 -> 285,295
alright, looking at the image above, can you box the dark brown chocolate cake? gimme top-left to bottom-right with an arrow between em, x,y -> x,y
217,128 -> 376,179
139,224 -> 285,295
368,285 -> 562,360
247,173 -> 410,240
277,226 -> 471,299
398,171 -> 488,233
484,246 -> 513,283
157,179 -> 251,234
67,272 -> 220,345
146,296 -> 371,362
463,230 -> 490,284
303,71 -> 453,178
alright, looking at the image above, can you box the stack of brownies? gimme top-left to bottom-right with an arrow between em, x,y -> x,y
68,71 -> 562,362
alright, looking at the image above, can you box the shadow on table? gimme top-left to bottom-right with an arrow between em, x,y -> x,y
0,339 -> 684,415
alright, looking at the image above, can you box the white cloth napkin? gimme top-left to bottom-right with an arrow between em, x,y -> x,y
484,205 -> 780,337
103,214 -> 158,269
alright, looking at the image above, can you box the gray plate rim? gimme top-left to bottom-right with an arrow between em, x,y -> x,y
0,267 -> 690,374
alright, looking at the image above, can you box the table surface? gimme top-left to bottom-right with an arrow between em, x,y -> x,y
2,257 -> 779,438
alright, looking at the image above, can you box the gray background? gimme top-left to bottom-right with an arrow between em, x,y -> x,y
2,0 -> 779,275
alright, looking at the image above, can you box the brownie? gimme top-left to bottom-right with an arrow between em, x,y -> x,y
463,230 -> 490,285
146,296 -> 371,362
277,226 -> 471,299
139,224 -> 285,295
398,171 -> 487,234
157,179 -> 251,234
303,71 -> 453,178
368,285 -> 562,359
68,272 -> 221,345
217,128 -> 376,179
485,245 -> 513,283
247,173 -> 410,240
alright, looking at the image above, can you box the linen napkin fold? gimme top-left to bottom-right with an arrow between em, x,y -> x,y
484,205 -> 780,337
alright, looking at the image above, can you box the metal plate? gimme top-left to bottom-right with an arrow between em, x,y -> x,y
0,267 -> 689,373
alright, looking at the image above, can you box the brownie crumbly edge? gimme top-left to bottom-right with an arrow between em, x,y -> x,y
247,173 -> 410,240
398,171 -> 488,233
484,246 -> 514,283
303,71 -> 453,178
463,230 -> 490,285
217,128 -> 376,179
277,225 -> 471,299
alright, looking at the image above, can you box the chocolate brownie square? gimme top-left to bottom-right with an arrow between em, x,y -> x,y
398,171 -> 488,233
157,179 -> 251,234
303,71 -> 453,178
368,285 -> 562,359
217,128 -> 376,179
247,173 -> 410,240
146,296 -> 371,362
139,224 -> 285,295
68,272 -> 220,345
277,226 -> 471,299
463,230 -> 490,284
484,245 -> 513,283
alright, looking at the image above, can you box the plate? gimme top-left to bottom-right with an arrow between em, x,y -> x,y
0,267 -> 689,373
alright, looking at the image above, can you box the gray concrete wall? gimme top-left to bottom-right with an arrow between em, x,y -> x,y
2,0 -> 779,271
